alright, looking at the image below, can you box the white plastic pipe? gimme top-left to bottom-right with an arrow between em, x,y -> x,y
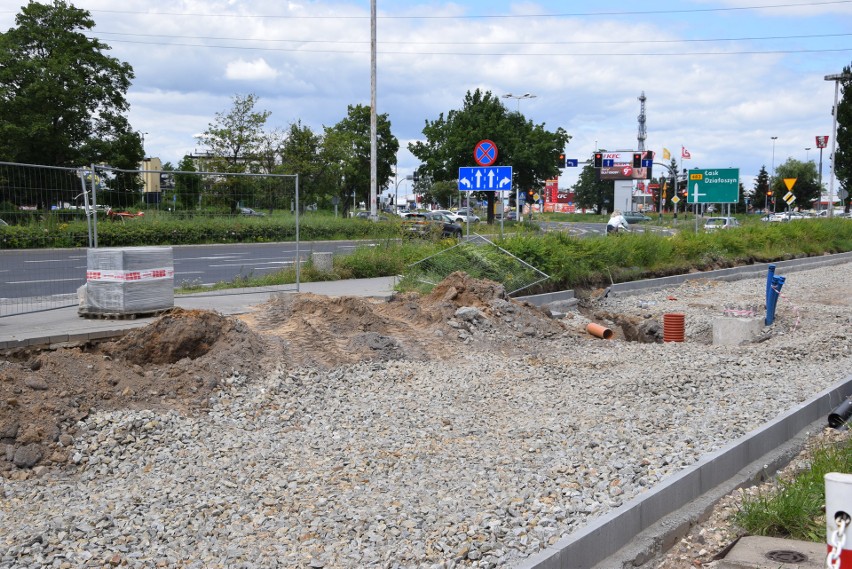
825,472 -> 852,567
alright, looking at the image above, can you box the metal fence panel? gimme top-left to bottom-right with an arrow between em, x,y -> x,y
0,161 -> 300,317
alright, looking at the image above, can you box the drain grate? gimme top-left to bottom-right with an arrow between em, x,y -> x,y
765,549 -> 808,563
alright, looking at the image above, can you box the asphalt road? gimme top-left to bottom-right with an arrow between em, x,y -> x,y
0,222 -> 674,301
0,240 -> 370,299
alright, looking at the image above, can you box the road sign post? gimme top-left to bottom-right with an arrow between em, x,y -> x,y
687,168 -> 740,204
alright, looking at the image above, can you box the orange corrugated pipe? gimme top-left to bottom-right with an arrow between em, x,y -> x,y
586,322 -> 614,339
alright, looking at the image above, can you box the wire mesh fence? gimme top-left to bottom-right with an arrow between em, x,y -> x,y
403,233 -> 549,296
0,161 -> 300,317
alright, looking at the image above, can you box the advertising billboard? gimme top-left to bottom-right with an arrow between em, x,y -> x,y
598,150 -> 653,181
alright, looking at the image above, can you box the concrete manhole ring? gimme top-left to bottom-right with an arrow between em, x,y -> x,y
764,549 -> 809,563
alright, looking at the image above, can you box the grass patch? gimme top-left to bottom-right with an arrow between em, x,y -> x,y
734,434 -> 852,542
172,218 -> 852,295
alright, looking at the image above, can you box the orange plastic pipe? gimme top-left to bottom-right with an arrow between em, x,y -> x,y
586,322 -> 614,340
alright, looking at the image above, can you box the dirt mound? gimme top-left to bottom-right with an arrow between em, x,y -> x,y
427,271 -> 509,310
243,293 -> 440,368
1,309 -> 273,478
1,273 -> 568,477
112,308 -> 260,365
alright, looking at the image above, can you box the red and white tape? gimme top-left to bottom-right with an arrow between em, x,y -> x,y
86,268 -> 174,282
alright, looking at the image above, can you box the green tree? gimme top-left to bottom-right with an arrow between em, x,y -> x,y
322,104 -> 398,216
0,1 -> 140,170
409,89 -> 571,222
834,63 -> 852,212
571,163 -> 612,214
174,155 -> 202,210
421,180 -> 459,208
774,158 -> 820,211
280,121 -> 325,209
196,93 -> 271,211
753,165 -> 771,212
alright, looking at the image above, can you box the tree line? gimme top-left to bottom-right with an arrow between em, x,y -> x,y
0,0 -> 849,218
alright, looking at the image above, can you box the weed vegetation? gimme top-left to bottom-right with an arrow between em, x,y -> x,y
734,434 -> 852,542
2,210 -> 850,294
174,216 -> 852,293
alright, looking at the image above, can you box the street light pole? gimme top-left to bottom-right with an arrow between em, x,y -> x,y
502,93 -> 537,112
394,174 -> 413,213
771,136 -> 778,213
825,72 -> 851,218
805,147 -> 811,162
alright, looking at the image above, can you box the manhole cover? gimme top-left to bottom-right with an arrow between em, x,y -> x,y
765,549 -> 808,563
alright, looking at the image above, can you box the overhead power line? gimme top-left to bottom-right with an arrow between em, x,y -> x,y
90,36 -> 852,57
89,30 -> 852,47
43,0 -> 852,20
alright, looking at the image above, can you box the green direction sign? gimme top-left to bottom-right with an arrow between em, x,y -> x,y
687,168 -> 740,204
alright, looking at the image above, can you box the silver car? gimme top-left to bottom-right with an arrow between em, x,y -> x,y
704,217 -> 740,231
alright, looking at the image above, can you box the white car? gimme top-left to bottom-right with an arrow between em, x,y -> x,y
704,217 -> 740,231
451,209 -> 481,223
431,209 -> 476,224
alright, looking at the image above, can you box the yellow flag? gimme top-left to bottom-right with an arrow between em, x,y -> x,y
663,147 -> 671,160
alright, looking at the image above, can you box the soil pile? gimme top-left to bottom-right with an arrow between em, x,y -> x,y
0,308 -> 269,478
2,275 -> 567,476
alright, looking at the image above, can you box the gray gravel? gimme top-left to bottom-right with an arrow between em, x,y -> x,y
2,262 -> 851,568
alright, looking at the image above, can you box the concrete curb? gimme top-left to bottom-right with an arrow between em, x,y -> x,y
514,374 -> 852,569
609,251 -> 852,296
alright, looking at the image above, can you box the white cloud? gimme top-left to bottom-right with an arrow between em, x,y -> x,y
224,58 -> 280,81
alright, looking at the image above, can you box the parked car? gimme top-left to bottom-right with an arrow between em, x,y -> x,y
240,207 -> 265,217
453,209 -> 480,223
704,217 -> 740,231
354,211 -> 388,221
496,211 -> 518,221
401,212 -> 463,239
622,211 -> 652,224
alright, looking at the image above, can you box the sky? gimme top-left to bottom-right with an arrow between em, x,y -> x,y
2,0 -> 851,199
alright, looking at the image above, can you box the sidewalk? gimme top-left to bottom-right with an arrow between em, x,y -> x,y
0,276 -> 398,350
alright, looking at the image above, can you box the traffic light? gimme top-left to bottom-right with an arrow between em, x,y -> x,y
557,152 -> 566,169
412,171 -> 420,182
632,153 -> 642,168
593,152 -> 603,168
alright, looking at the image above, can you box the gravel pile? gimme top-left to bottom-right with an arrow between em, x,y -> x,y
2,262 -> 851,568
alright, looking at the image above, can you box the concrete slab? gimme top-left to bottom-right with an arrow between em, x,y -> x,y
717,535 -> 825,568
713,317 -> 764,345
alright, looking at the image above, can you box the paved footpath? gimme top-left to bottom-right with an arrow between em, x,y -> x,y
0,276 -> 397,349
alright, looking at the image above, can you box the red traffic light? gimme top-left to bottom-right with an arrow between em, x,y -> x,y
633,153 -> 642,168
593,152 -> 603,168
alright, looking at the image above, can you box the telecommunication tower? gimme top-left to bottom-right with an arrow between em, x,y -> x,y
637,91 -> 647,152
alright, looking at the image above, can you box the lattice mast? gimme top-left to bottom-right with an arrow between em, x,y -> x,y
637,91 -> 647,152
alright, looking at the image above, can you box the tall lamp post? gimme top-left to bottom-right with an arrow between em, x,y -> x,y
394,174 -> 413,213
502,93 -> 537,112
825,72 -> 851,218
771,136 -> 778,212
805,147 -> 811,162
